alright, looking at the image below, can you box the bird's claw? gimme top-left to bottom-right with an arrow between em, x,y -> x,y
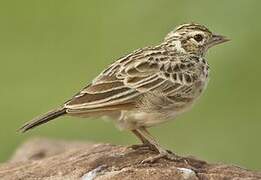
141,151 -> 182,164
128,144 -> 150,150
128,144 -> 158,152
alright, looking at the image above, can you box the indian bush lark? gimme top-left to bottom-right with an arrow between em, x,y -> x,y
20,23 -> 229,162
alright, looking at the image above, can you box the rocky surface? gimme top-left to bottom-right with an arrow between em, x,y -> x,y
0,138 -> 260,180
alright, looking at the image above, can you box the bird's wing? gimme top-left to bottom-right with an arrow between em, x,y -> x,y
64,47 -> 197,114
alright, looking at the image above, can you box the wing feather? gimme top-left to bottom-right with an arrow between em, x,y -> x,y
64,47 -> 197,113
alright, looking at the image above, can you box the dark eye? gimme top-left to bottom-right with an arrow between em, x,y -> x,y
194,34 -> 203,42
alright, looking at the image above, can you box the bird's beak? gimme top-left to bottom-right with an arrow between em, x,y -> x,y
208,34 -> 230,48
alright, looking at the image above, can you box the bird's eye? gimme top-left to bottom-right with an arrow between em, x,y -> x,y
193,34 -> 203,42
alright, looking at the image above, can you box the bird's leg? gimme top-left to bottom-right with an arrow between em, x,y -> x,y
136,127 -> 181,163
129,129 -> 158,151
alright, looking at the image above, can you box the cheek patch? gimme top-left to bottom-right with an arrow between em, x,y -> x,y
173,41 -> 186,53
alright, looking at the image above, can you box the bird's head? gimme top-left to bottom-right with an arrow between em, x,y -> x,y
164,23 -> 230,56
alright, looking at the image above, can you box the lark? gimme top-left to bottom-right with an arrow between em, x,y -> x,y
20,23 -> 229,163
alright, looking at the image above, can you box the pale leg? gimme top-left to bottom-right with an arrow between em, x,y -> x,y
130,129 -> 158,151
136,127 -> 180,163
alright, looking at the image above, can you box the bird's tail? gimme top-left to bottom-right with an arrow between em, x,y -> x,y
19,107 -> 67,133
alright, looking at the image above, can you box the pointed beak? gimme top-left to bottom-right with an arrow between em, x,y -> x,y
208,34 -> 230,48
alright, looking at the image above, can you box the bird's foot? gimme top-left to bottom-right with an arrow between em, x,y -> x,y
128,143 -> 158,152
141,150 -> 182,164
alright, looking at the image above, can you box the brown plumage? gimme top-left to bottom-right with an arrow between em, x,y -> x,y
19,23 -> 229,163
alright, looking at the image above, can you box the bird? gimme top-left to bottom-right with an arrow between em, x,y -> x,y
19,23 -> 229,163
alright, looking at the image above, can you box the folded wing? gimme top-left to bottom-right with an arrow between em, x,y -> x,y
64,48 -> 189,114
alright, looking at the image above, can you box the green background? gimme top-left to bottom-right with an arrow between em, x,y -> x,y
0,0 -> 260,170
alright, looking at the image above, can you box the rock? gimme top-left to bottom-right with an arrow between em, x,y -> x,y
0,138 -> 260,180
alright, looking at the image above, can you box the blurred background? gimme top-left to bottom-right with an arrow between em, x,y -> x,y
0,0 -> 260,170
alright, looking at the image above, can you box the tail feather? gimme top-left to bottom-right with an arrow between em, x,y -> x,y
19,107 -> 67,133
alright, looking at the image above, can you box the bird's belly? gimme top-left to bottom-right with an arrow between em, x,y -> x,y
120,111 -> 171,129
116,77 -> 209,130
132,79 -> 209,128
168,78 -> 209,116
